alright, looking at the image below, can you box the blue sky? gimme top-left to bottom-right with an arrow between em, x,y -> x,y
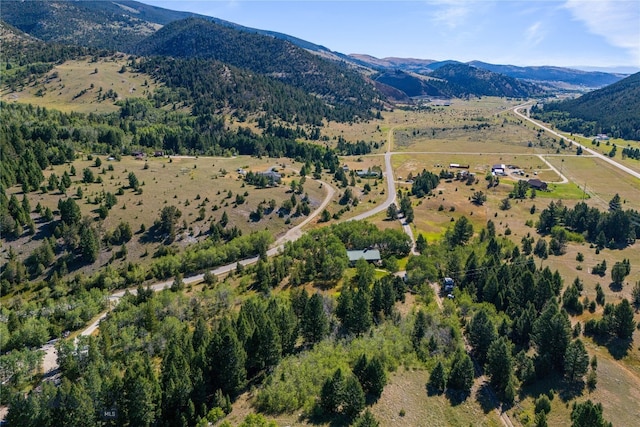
140,1 -> 640,71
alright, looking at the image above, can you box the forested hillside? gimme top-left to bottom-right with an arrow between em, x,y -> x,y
468,61 -> 624,88
428,64 -> 547,98
531,72 -> 640,140
132,18 -> 382,119
0,0 -> 162,50
372,70 -> 447,98
372,64 -> 547,99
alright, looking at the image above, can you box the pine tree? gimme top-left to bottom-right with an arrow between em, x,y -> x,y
534,410 -> 548,427
51,379 -> 96,427
210,319 -> 247,398
564,339 -> 589,381
161,338 -> 193,426
428,360 -> 447,394
614,299 -> 636,339
447,350 -> 474,393
78,222 -> 99,263
415,233 -> 427,253
412,310 -> 428,358
342,374 -> 366,420
320,368 -> 344,415
122,356 -> 160,427
302,293 -> 328,345
532,298 -> 571,374
570,400 -> 611,427
468,309 -> 497,365
351,409 -> 380,427
486,336 -> 514,399
353,356 -> 387,398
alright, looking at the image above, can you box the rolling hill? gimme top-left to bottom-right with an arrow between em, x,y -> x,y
373,64 -> 547,99
531,72 -> 640,140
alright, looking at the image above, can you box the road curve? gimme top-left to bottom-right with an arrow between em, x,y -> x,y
41,177 -> 336,374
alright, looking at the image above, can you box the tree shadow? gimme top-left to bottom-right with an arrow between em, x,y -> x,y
305,410 -> 350,427
589,334 -> 632,360
557,379 -> 585,401
518,373 -> 585,404
476,382 -> 498,414
30,220 -> 56,242
445,388 -> 470,406
608,282 -> 623,292
425,383 -> 444,397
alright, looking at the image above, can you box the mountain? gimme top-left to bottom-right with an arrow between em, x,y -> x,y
0,0 -> 339,56
372,70 -> 447,98
532,72 -> 640,141
0,0 -> 164,50
430,64 -> 546,98
468,61 -> 625,88
352,54 -> 625,89
373,64 -> 546,99
349,54 -> 439,71
131,18 -> 382,116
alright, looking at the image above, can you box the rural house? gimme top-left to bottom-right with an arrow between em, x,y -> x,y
347,249 -> 381,266
527,178 -> 548,191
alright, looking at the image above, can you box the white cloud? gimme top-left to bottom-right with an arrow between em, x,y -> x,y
564,0 -> 640,63
427,0 -> 476,28
525,21 -> 545,46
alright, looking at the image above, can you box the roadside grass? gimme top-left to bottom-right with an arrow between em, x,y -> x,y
1,55 -> 157,114
556,132 -> 640,174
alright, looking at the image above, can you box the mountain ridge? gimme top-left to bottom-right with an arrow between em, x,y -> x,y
1,0 -> 627,92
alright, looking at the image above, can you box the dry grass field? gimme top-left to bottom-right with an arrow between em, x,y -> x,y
551,132 -> 640,176
1,55 -> 157,114
370,368 -> 503,427
3,155 -> 326,279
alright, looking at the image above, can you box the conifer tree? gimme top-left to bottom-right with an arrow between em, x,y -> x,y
486,336 -> 514,400
301,293 -> 328,345
210,319 -> 247,398
428,360 -> 447,393
447,350 -> 474,393
564,339 -> 589,381
468,308 -> 497,365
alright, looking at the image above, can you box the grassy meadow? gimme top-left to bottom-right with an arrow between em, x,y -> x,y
2,55 -> 158,114
3,154 -> 327,283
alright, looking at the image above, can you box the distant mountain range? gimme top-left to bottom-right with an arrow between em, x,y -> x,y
3,1 -> 627,92
353,55 -> 626,89
1,0 -> 637,139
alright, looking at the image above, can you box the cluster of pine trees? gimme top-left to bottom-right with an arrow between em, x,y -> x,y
537,199 -> 639,248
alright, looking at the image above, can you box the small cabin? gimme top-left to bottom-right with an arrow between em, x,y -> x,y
527,178 -> 548,191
